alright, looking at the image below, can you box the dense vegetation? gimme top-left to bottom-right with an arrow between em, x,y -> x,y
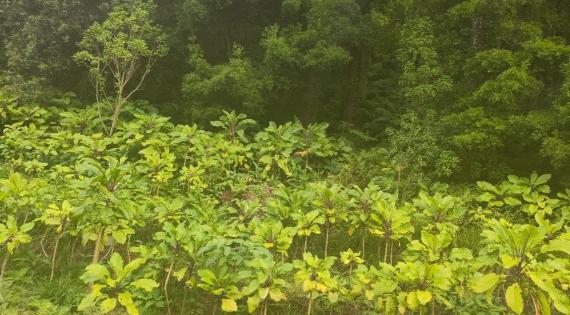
1,0 -> 570,314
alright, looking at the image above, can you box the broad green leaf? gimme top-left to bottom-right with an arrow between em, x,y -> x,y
406,291 -> 419,310
132,278 -> 159,291
112,229 -> 128,244
504,197 -> 521,206
109,253 -> 124,277
472,273 -> 501,293
100,297 -> 117,314
174,267 -> 188,281
19,222 -> 34,233
535,174 -> 551,186
198,269 -> 217,285
501,255 -> 518,269
118,292 -> 139,315
505,283 -> 523,314
81,264 -> 110,283
477,181 -> 497,193
258,287 -> 269,299
221,298 -> 238,312
269,288 -> 286,302
122,258 -> 145,277
417,290 -> 432,305
542,238 -> 570,256
247,295 -> 261,313
77,293 -> 96,311
537,291 -> 551,315
328,291 -> 338,303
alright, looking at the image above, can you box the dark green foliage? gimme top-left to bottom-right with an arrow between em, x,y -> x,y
1,1 -> 570,313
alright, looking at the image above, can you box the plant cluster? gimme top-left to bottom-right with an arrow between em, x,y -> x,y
0,100 -> 568,315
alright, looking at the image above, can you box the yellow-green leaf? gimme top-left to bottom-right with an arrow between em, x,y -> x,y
100,298 -> 117,314
173,267 -> 188,281
118,292 -> 139,315
247,295 -> 261,313
77,293 -> 96,311
406,291 -> 419,310
416,290 -> 432,305
221,298 -> 238,312
472,273 -> 501,293
269,288 -> 286,302
505,283 -> 524,314
501,255 -> 518,269
537,292 -> 551,315
132,278 -> 159,292
328,291 -> 338,303
365,289 -> 374,301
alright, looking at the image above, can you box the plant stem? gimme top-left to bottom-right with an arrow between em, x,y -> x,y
126,235 -> 131,263
324,223 -> 330,257
181,286 -> 188,315
383,239 -> 389,263
164,259 -> 174,315
361,230 -> 366,259
304,236 -> 309,254
92,226 -> 105,264
396,166 -> 402,204
307,295 -> 313,315
0,254 -> 9,301
263,299 -> 268,315
390,239 -> 394,264
50,232 -> 62,281
69,238 -> 77,266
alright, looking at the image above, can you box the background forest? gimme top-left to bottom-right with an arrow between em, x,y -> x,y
0,0 -> 570,314
2,0 -> 570,184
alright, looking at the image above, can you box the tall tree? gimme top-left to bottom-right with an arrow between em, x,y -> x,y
74,0 -> 168,135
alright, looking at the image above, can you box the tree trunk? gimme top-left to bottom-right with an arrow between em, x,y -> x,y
343,47 -> 370,123
301,71 -> 321,123
471,16 -> 482,51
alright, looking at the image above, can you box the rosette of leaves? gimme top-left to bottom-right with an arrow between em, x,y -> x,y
471,219 -> 570,314
402,229 -> 455,262
0,215 -> 34,255
348,264 -> 398,313
476,181 -> 522,208
292,210 -> 325,254
293,253 -> 338,315
346,184 -> 386,257
39,200 -> 73,281
254,121 -> 301,177
210,110 -> 256,143
196,266 -> 251,313
249,219 -> 296,258
78,253 -> 159,315
390,260 -> 454,313
295,122 -> 338,170
310,182 -> 350,256
413,191 -> 465,229
365,199 -> 414,263
242,256 -> 293,314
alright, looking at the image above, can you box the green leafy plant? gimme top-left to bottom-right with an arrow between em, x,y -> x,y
78,253 -> 159,315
